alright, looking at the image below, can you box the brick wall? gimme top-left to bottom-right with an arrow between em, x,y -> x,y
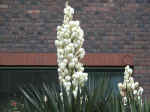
0,0 -> 150,97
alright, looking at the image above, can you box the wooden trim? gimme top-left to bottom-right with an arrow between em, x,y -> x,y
83,53 -> 133,66
0,53 -> 133,66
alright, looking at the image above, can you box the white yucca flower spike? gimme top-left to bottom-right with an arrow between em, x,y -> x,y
118,65 -> 143,105
55,1 -> 88,97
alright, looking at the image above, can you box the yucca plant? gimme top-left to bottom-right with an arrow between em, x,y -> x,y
20,78 -> 150,112
107,95 -> 124,112
20,77 -> 115,112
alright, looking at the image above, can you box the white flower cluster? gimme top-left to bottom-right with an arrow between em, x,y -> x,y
118,65 -> 143,105
55,2 -> 88,97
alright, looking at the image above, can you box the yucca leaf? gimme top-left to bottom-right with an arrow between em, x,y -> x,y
20,87 -> 42,112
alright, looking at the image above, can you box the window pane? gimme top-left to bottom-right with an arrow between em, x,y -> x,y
85,67 -> 124,94
0,67 -> 58,98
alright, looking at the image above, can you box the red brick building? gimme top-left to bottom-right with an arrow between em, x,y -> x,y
0,0 -> 150,97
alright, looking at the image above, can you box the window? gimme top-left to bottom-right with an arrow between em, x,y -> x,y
0,66 -> 124,98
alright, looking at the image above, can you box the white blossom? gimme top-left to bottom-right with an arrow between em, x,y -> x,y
135,82 -> 139,88
131,83 -> 135,90
73,90 -> 78,98
65,76 -> 71,81
64,69 -> 69,75
44,96 -> 48,103
55,1 -> 88,98
60,92 -> 63,101
59,62 -> 66,69
138,87 -> 144,95
64,5 -> 74,15
123,97 -> 127,106
118,83 -> 123,89
67,53 -> 74,59
78,67 -> 84,72
68,61 -> 75,68
133,90 -> 137,95
118,65 -> 143,105
129,77 -> 134,83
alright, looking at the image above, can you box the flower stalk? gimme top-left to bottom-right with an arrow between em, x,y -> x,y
118,65 -> 143,106
55,2 -> 88,97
